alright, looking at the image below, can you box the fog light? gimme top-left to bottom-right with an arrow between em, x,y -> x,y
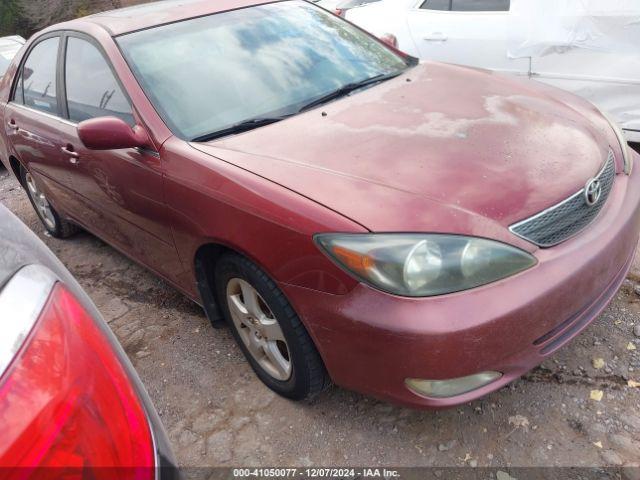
406,372 -> 503,398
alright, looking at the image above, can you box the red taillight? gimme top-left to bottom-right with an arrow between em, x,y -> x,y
334,8 -> 344,16
0,284 -> 155,478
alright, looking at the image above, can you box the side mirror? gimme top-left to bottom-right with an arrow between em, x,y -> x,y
77,116 -> 150,151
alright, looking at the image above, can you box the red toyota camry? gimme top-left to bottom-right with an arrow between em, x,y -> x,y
1,0 -> 638,409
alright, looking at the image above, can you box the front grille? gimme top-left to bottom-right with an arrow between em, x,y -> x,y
510,150 -> 616,247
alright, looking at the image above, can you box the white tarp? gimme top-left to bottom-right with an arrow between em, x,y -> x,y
507,0 -> 640,58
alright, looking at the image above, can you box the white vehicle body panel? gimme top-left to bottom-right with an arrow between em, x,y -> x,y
0,36 -> 25,78
314,0 -> 341,10
346,0 -> 640,142
405,7 -> 529,74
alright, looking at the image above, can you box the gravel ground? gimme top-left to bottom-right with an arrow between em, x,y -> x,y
1,166 -> 639,471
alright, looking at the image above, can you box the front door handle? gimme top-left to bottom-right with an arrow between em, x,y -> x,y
7,119 -> 19,131
424,32 -> 448,42
61,145 -> 80,163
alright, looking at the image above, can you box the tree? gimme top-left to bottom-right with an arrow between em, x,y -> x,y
0,0 -> 28,37
19,0 -> 124,35
0,0 -> 137,38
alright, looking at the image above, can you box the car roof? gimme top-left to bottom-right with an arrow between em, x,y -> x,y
69,0 -> 284,36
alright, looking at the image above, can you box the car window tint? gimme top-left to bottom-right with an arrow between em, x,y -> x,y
65,37 -> 134,125
420,0 -> 451,10
22,37 -> 59,115
451,0 -> 510,11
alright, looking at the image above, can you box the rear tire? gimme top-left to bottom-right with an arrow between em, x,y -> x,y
215,253 -> 331,400
20,166 -> 78,239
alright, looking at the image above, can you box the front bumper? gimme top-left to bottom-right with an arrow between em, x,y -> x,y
282,152 -> 640,409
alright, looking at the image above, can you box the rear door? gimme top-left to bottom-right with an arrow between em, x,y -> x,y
56,33 -> 183,281
406,0 -> 529,75
4,34 -> 78,212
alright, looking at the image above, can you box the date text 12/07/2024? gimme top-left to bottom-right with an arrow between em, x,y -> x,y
232,468 -> 401,478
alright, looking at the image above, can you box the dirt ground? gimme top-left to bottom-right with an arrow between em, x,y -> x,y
1,166 -> 639,471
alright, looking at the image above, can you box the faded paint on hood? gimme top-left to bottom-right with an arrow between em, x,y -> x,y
192,62 -> 618,245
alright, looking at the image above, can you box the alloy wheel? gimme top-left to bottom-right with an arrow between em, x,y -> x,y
226,278 -> 292,381
25,172 -> 56,231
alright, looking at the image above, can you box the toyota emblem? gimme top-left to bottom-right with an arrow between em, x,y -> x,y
584,178 -> 602,207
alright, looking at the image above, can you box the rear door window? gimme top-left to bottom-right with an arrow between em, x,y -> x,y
20,37 -> 60,115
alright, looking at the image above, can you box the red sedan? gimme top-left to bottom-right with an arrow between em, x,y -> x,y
1,0 -> 638,409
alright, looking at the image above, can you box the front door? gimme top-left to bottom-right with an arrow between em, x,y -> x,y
57,33 -> 183,282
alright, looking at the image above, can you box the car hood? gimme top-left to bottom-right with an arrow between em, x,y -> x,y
192,62 -> 617,248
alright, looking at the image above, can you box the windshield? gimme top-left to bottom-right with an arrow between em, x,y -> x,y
117,0 -> 410,140
0,39 -> 23,77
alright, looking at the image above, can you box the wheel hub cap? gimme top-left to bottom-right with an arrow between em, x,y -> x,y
226,278 -> 292,381
25,173 -> 56,230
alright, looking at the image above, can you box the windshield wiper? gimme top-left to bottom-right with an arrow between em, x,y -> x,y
191,71 -> 404,142
192,116 -> 289,142
298,71 -> 404,113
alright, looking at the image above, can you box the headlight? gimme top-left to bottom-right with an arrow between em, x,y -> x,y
315,234 -> 537,297
600,110 -> 633,175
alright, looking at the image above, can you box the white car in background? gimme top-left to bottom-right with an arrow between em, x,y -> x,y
345,0 -> 640,144
312,0 -> 381,16
312,0 -> 340,11
0,36 -> 25,78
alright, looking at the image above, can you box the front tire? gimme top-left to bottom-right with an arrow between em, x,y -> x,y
21,166 -> 78,239
215,253 -> 331,400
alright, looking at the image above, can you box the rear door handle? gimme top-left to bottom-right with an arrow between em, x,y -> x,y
7,119 -> 19,131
